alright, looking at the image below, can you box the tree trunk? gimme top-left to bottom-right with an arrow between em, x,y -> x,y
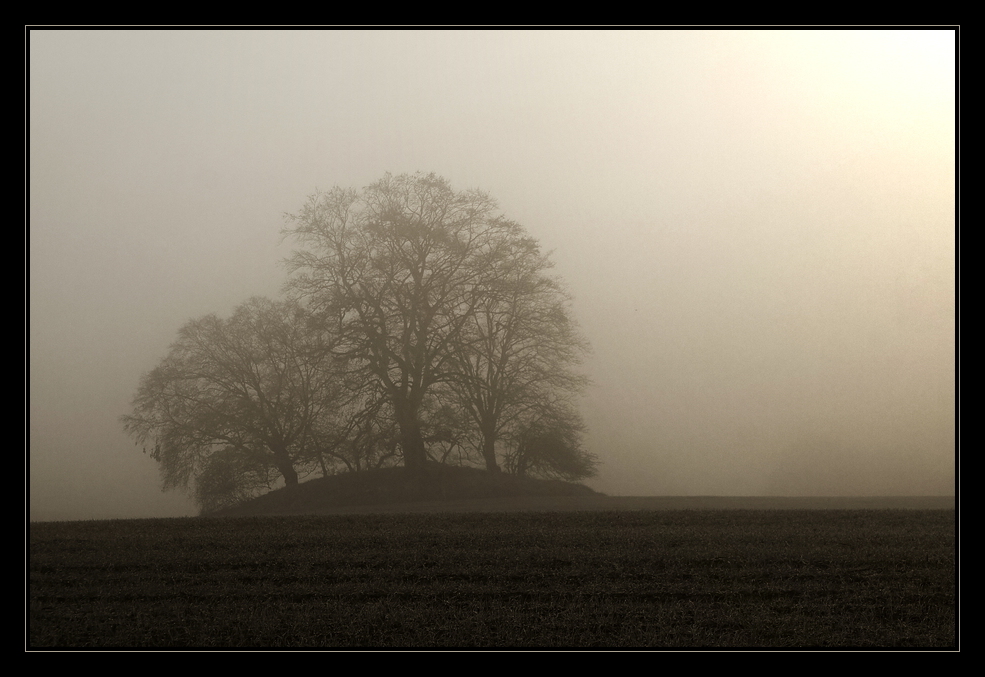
271,444 -> 300,489
393,398 -> 429,476
400,425 -> 428,472
514,438 -> 529,479
481,434 -> 501,473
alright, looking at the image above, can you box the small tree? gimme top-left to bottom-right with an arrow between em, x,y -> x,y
503,401 -> 598,482
121,297 -> 340,499
194,445 -> 277,514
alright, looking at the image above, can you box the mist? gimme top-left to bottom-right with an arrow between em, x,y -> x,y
28,29 -> 955,521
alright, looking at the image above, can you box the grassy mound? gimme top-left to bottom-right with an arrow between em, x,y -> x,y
206,462 -> 601,517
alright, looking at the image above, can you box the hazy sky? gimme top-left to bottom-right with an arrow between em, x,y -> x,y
28,29 -> 956,521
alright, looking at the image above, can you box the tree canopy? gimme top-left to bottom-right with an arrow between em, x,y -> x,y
124,173 -> 595,510
284,172 -> 591,478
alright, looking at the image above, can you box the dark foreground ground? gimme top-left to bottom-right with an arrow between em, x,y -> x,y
29,506 -> 955,649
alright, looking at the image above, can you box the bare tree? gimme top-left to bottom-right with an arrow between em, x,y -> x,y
121,297 -> 340,497
125,173 -> 597,512
284,172 -> 534,479
448,235 -> 590,473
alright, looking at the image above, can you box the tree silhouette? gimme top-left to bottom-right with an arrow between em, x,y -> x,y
121,297 -> 339,494
448,233 -> 590,473
127,173 -> 597,505
285,172 -> 560,479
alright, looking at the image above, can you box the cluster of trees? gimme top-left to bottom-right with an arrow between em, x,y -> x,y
122,173 -> 595,512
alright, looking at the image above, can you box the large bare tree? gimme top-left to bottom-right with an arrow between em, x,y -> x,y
284,172 -> 583,479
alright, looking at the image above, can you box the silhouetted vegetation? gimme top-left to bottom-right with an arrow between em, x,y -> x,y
122,173 -> 594,511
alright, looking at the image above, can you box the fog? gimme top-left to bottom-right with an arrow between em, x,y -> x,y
28,30 -> 955,521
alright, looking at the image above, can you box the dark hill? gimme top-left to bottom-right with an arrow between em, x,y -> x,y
206,463 -> 602,517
